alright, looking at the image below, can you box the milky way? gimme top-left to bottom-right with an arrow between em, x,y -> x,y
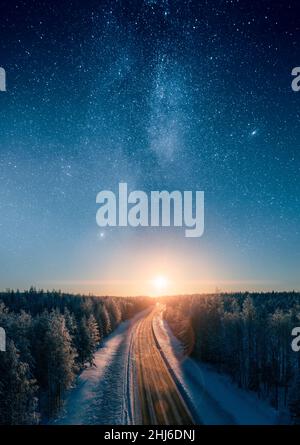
0,1 -> 299,294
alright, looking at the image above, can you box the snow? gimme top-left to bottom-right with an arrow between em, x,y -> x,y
52,310 -> 146,425
152,306 -> 280,425
52,305 -> 280,425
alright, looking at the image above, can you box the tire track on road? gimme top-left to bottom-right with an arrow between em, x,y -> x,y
131,308 -> 195,425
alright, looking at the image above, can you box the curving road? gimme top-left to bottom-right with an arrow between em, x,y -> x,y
131,307 -> 195,425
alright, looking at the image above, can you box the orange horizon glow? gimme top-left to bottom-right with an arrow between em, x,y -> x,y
27,238 -> 293,297
33,277 -> 286,297
13,220 -> 295,298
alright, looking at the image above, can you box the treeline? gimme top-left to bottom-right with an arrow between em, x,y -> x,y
162,292 -> 300,424
0,288 -> 151,424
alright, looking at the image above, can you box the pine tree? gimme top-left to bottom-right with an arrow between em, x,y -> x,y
242,296 -> 259,390
0,339 -> 38,424
102,305 -> 112,336
32,310 -> 77,416
76,314 -> 100,366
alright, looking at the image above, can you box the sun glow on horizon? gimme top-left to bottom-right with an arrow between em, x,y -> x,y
151,275 -> 169,296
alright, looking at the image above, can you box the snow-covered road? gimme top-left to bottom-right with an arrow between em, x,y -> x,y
53,305 -> 279,425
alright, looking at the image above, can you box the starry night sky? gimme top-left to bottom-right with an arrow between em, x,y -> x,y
0,0 -> 299,295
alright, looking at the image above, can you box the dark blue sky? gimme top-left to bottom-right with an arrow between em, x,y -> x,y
0,0 -> 299,295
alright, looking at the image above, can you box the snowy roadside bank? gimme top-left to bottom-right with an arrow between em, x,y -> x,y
52,310 -> 146,425
153,307 -> 280,425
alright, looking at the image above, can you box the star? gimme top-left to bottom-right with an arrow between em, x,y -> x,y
250,129 -> 258,137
